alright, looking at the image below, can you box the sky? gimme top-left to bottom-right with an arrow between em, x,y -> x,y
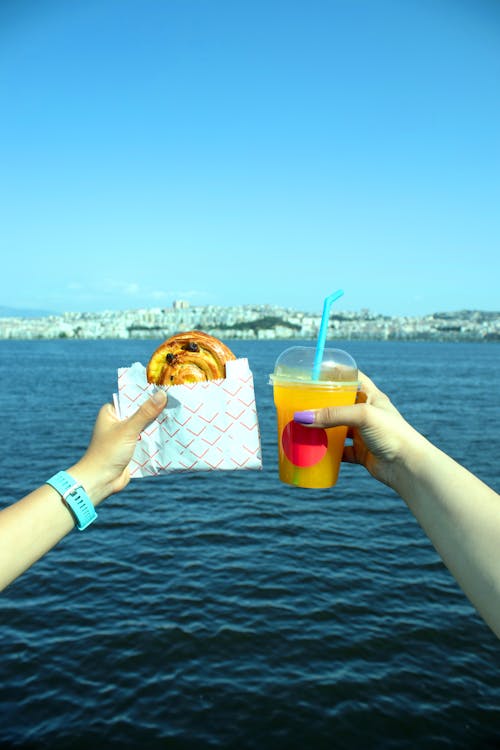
1,0 -> 499,317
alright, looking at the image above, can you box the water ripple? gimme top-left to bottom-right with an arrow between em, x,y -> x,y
0,340 -> 499,750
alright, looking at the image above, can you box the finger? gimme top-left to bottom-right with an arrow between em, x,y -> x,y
356,388 -> 368,405
342,444 -> 358,464
125,390 -> 167,435
294,402 -> 370,430
357,370 -> 384,404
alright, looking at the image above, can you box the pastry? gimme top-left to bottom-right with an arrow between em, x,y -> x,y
146,330 -> 236,385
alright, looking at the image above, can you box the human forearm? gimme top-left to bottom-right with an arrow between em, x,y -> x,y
392,433 -> 500,637
294,369 -> 500,637
0,390 -> 167,591
0,458 -> 109,591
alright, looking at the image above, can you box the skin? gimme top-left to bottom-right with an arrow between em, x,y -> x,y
0,390 -> 167,591
294,372 -> 500,639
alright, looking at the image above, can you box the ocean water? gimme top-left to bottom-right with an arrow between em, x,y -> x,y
0,339 -> 499,750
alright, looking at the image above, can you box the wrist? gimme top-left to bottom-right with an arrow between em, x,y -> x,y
45,471 -> 98,531
66,461 -> 111,507
389,427 -> 436,498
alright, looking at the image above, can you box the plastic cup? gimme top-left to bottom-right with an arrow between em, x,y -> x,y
270,346 -> 359,489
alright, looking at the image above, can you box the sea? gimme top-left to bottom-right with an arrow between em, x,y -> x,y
0,339 -> 499,750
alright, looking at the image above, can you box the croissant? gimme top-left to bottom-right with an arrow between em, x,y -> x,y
146,330 -> 236,385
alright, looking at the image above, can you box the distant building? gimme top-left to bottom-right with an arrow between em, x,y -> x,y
173,300 -> 190,310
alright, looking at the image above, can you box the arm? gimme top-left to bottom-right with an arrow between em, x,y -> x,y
0,390 -> 167,591
294,373 -> 500,638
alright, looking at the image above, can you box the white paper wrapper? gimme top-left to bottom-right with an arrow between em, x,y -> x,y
114,358 -> 262,478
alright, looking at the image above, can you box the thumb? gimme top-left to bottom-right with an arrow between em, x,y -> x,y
125,389 -> 167,434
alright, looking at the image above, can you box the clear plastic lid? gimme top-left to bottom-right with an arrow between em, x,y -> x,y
269,346 -> 358,386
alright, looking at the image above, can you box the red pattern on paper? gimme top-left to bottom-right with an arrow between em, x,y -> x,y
118,359 -> 262,477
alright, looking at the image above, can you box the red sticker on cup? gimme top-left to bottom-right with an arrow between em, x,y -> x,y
282,421 -> 328,467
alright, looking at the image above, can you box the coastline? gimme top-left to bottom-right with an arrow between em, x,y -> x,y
0,304 -> 498,342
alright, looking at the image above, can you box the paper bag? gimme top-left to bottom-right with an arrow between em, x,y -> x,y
115,358 -> 262,478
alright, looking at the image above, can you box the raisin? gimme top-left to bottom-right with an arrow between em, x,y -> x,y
166,353 -> 175,364
185,341 -> 199,352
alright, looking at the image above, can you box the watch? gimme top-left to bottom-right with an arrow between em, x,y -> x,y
46,471 -> 98,531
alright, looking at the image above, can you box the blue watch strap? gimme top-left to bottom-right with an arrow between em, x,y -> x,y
46,471 -> 98,531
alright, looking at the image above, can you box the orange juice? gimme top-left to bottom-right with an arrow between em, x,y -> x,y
271,345 -> 359,489
272,381 -> 358,489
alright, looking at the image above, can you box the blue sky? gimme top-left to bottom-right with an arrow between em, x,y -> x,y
1,0 -> 499,317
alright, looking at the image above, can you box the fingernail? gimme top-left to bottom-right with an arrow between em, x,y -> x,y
151,389 -> 167,406
294,410 -> 315,424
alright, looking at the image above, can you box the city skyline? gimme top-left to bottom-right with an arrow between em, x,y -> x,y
1,302 -> 498,342
1,299 -> 499,322
1,1 -> 499,317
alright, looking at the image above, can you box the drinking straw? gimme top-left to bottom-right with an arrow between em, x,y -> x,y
312,289 -> 344,380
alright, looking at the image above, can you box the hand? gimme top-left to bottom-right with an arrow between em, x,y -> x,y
70,389 -> 167,504
294,372 -> 424,488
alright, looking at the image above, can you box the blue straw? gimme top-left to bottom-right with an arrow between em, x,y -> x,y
312,289 -> 344,380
